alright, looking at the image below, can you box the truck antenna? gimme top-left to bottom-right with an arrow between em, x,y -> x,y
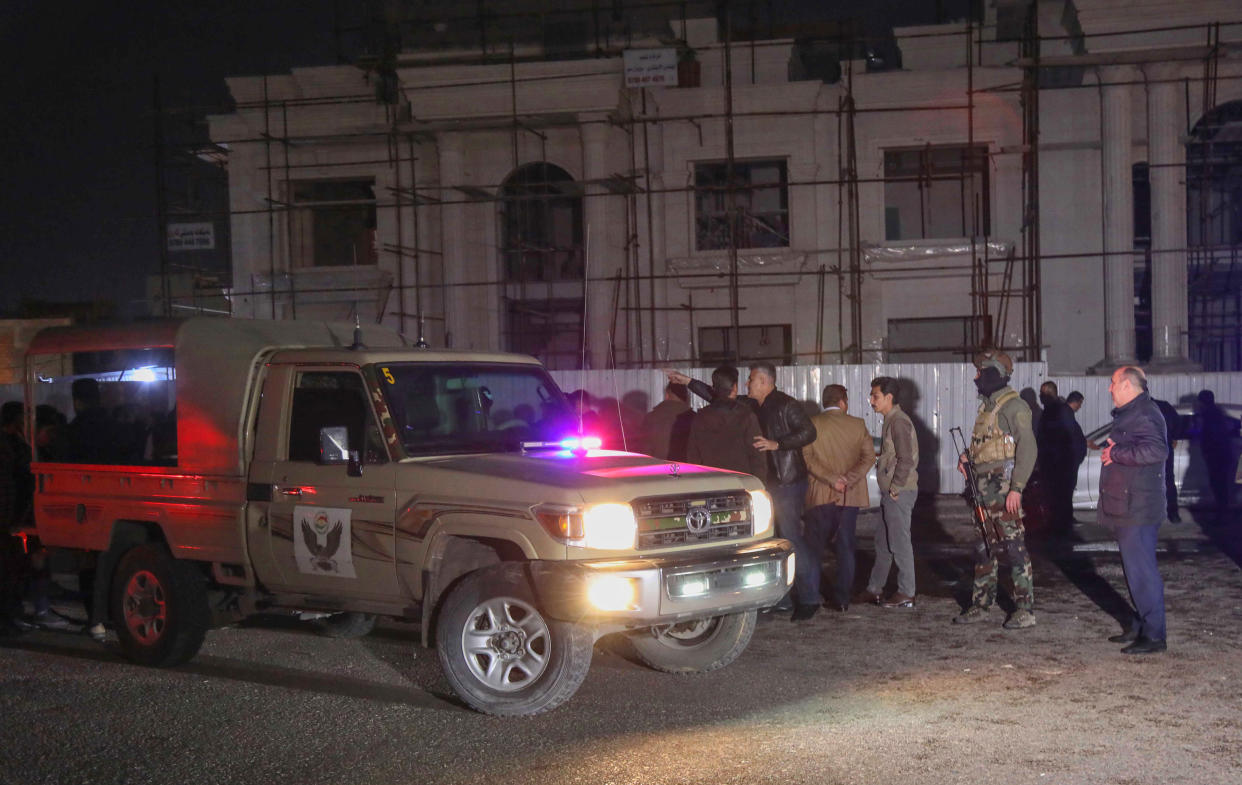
415,315 -> 430,349
349,315 -> 367,351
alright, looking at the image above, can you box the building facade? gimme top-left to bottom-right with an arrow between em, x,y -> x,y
207,0 -> 1242,373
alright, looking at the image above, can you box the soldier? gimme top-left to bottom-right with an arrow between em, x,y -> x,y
954,349 -> 1038,629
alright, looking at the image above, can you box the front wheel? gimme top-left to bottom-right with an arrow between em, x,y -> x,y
629,611 -> 756,674
436,564 -> 593,716
110,545 -> 210,667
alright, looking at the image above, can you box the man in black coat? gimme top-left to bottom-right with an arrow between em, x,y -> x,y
1100,366 -> 1169,655
668,363 -> 819,620
1151,397 -> 1182,522
1036,381 -> 1079,535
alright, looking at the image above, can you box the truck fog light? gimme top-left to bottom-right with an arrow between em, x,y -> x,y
588,576 -> 639,611
744,568 -> 770,588
670,575 -> 710,597
786,553 -> 796,586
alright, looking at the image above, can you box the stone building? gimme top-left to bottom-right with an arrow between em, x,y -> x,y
206,1 -> 1242,373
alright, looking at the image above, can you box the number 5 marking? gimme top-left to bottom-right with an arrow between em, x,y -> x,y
382,368 -> 395,384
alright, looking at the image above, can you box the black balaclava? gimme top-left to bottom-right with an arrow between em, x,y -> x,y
974,366 -> 1007,398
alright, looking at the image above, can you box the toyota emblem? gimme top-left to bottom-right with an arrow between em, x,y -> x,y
685,507 -> 712,534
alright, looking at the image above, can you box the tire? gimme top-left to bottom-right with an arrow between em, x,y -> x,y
436,563 -> 593,717
311,612 -> 376,639
109,545 -> 210,668
629,611 -> 756,674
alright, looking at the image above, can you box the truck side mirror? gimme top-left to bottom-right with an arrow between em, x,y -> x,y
318,426 -> 350,463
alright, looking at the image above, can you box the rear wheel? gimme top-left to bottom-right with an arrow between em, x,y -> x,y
436,563 -> 592,716
110,545 -> 210,667
312,612 -> 376,639
629,611 -> 756,674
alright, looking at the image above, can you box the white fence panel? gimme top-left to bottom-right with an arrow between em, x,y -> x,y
550,365 -> 1242,494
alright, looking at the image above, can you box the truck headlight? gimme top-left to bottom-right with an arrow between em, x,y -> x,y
581,503 -> 638,550
749,490 -> 773,536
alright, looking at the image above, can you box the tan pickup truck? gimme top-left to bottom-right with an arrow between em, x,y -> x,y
23,317 -> 792,715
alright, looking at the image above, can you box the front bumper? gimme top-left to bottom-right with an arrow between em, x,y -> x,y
528,538 -> 793,628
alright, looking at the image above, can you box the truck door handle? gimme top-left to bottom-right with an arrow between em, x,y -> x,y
275,485 -> 313,497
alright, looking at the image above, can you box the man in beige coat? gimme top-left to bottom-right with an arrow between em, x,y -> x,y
803,384 -> 875,611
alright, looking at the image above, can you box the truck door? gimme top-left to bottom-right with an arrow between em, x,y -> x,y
250,366 -> 400,603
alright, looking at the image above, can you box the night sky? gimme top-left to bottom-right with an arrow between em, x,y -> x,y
1,1 -> 342,317
1,0 -> 973,319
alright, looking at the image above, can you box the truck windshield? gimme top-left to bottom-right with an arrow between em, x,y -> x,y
375,362 -> 576,456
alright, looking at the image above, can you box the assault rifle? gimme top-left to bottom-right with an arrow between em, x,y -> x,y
950,426 -> 998,556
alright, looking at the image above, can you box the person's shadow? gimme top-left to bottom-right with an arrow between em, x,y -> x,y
1044,529 -> 1137,631
898,377 -> 944,541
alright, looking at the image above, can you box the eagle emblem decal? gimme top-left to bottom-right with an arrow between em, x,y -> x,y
293,506 -> 357,578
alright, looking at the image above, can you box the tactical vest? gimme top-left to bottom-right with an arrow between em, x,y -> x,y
970,388 -> 1019,466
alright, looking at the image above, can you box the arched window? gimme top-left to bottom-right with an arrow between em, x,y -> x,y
1188,100 -> 1242,248
1187,100 -> 1242,370
499,163 -> 584,282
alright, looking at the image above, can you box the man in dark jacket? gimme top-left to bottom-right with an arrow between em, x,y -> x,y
1152,397 -> 1182,522
668,363 -> 819,619
641,383 -> 694,461
685,368 -> 767,483
1036,381 -> 1079,535
67,378 -> 117,464
1100,366 -> 1169,655
0,404 -> 28,636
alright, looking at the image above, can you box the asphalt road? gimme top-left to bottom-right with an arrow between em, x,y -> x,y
2,505 -> 1241,785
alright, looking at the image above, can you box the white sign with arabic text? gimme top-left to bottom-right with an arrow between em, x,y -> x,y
623,48 -> 678,88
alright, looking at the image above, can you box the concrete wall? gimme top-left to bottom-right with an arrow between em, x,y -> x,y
0,319 -> 71,385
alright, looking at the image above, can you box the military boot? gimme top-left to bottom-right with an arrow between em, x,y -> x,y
1003,609 -> 1036,629
952,605 -> 990,625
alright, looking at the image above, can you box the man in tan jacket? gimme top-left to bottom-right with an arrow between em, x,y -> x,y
803,384 -> 875,612
864,376 -> 919,608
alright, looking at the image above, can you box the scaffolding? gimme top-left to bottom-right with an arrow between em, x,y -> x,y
153,1 -> 1242,371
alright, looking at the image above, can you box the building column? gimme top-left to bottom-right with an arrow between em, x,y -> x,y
436,133 -> 469,349
581,117 -> 612,369
1093,65 -> 1138,371
1146,63 -> 1196,370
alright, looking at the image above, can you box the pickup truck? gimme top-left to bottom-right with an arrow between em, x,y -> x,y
23,317 -> 792,715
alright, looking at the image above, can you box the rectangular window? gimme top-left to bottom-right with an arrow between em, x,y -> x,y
886,316 -> 990,363
289,180 -> 377,268
377,362 -> 571,456
883,146 -> 989,240
694,160 -> 789,250
505,298 -> 585,371
698,324 -> 792,366
287,371 -> 387,464
39,348 -> 177,466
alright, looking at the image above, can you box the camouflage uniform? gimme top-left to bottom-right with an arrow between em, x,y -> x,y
961,353 -> 1037,624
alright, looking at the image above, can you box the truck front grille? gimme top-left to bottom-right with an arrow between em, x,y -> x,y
632,491 -> 752,550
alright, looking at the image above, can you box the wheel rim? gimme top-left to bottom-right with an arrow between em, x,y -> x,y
460,596 -> 550,692
651,617 -> 721,648
123,569 -> 168,645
